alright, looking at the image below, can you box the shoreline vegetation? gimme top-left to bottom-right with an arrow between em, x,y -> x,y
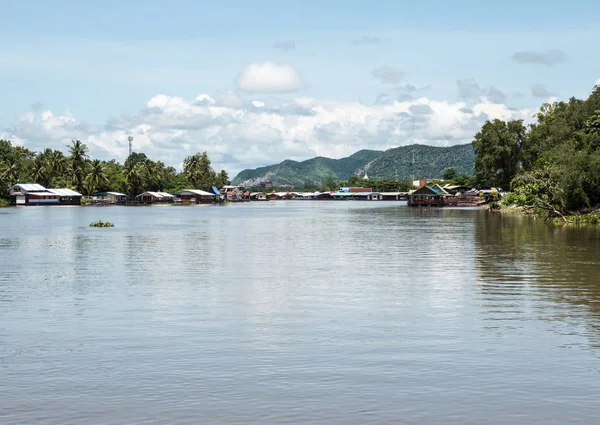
473,85 -> 600,225
1,140 -> 230,199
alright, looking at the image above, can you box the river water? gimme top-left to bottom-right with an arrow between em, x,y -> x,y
1,202 -> 600,424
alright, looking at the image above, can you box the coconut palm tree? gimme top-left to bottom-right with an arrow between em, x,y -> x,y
67,140 -> 89,193
0,161 -> 20,196
46,150 -> 67,185
31,157 -> 50,187
125,162 -> 147,196
84,159 -> 108,195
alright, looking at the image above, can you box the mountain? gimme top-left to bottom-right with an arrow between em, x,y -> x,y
358,144 -> 475,181
232,149 -> 381,186
232,144 -> 475,186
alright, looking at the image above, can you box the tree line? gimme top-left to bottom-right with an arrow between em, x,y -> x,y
472,85 -> 600,213
0,140 -> 230,198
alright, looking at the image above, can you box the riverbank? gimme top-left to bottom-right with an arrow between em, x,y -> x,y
495,203 -> 600,225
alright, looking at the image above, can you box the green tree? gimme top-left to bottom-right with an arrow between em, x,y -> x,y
84,159 -> 109,195
472,119 -> 526,190
125,162 -> 147,196
67,140 -> 89,193
443,167 -> 457,181
183,152 -> 216,190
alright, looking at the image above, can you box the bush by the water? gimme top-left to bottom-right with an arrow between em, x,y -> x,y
89,220 -> 114,228
0,198 -> 9,207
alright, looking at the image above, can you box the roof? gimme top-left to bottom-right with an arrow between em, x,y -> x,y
11,183 -> 46,192
47,188 -> 82,197
27,191 -> 58,197
176,189 -> 214,196
333,191 -> 370,196
379,192 -> 406,196
96,191 -> 127,196
10,192 -> 25,196
136,191 -> 173,198
410,185 -> 448,196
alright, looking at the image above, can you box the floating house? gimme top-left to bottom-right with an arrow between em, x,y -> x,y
250,192 -> 268,201
407,184 -> 457,207
135,191 -> 174,204
9,184 -> 82,205
380,192 -> 408,201
175,189 -> 215,204
46,188 -> 83,205
94,192 -> 128,204
442,184 -> 469,195
267,192 -> 294,200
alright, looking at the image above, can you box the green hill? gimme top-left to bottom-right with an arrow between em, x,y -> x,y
359,144 -> 475,181
232,149 -> 381,186
232,144 -> 475,186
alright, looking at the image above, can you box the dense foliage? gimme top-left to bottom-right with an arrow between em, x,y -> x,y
473,86 -> 600,214
0,140 -> 229,198
233,144 -> 475,186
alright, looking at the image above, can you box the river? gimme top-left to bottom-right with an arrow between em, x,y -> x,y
1,202 -> 600,424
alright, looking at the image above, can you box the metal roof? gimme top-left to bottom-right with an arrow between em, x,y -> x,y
11,183 -> 46,192
175,189 -> 215,196
96,192 -> 127,196
137,191 -> 174,198
27,191 -> 58,197
47,188 -> 82,197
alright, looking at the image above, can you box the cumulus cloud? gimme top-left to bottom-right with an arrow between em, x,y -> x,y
273,40 -> 296,51
1,93 -> 537,176
372,66 -> 404,84
531,84 -> 556,98
596,78 -> 600,87
457,79 -> 506,104
351,36 -> 381,45
236,62 -> 305,93
511,50 -> 567,66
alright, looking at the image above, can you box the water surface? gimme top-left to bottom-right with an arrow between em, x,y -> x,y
1,202 -> 600,424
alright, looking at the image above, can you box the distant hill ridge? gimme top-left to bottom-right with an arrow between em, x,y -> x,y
232,144 -> 475,186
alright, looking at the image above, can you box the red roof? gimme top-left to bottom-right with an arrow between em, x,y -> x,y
349,187 -> 372,193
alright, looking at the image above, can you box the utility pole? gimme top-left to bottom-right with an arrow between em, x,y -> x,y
128,136 -> 133,157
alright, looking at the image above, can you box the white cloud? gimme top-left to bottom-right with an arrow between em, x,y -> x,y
596,78 -> 600,87
1,94 -> 536,176
236,62 -> 305,93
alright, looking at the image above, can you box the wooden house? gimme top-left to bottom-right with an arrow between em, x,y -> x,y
9,184 -> 82,206
407,184 -> 458,207
380,192 -> 408,201
136,191 -> 174,204
175,189 -> 215,204
250,192 -> 268,201
94,192 -> 128,204
47,188 -> 83,205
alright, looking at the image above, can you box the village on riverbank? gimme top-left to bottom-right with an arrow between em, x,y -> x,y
5,178 -> 501,208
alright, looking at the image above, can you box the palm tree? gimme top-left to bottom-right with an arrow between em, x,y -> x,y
0,161 -> 20,196
84,159 -> 108,195
183,152 -> 215,189
47,150 -> 67,185
67,140 -> 89,193
31,158 -> 49,187
125,162 -> 147,196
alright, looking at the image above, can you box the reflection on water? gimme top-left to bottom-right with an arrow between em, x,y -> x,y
1,203 -> 600,425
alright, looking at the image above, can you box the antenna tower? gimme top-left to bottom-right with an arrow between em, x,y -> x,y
128,136 -> 133,157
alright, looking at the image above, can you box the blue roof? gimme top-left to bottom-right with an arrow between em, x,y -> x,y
210,186 -> 221,195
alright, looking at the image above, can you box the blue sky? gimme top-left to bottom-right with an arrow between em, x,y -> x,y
1,0 -> 599,173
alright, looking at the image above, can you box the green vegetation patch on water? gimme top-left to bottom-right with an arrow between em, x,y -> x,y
89,220 -> 115,228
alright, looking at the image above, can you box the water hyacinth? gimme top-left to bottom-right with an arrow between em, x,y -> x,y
89,220 -> 114,228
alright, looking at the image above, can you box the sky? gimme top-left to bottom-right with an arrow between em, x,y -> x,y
1,0 -> 599,175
